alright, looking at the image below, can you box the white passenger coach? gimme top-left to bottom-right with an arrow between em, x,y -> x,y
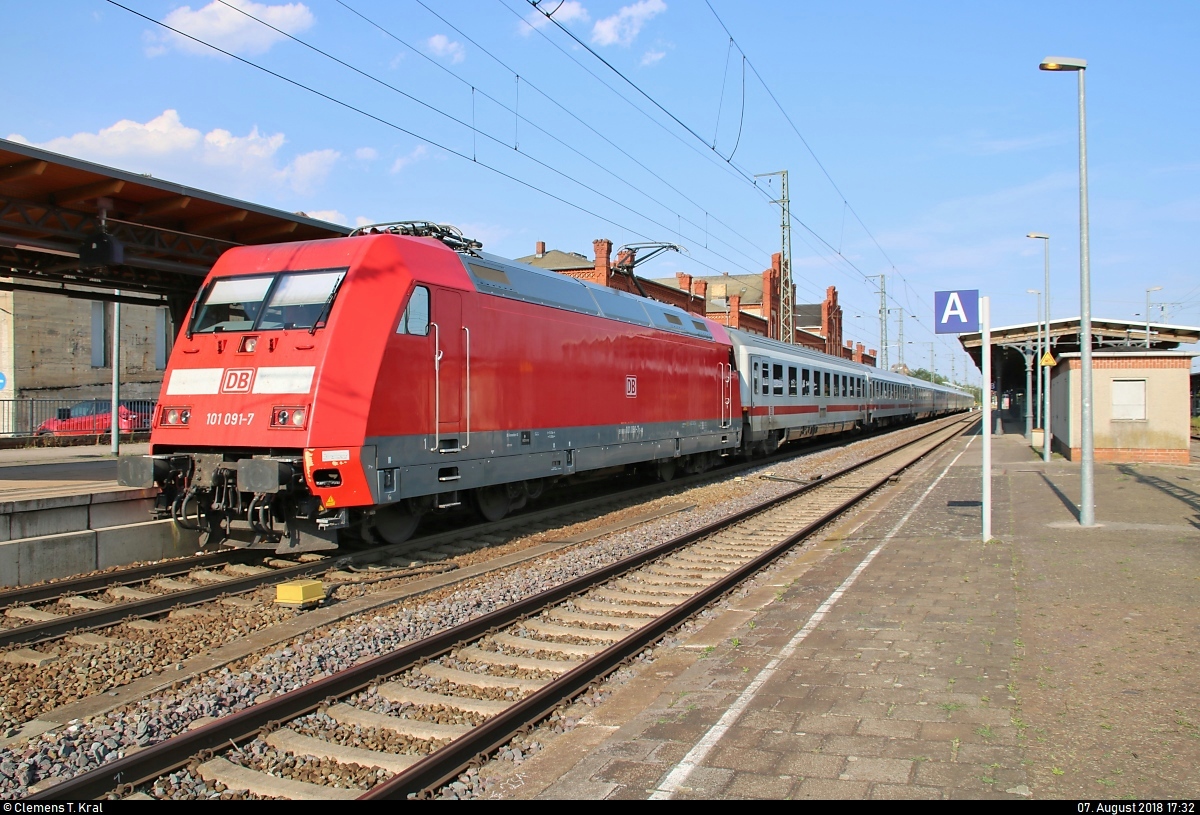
730,329 -> 973,455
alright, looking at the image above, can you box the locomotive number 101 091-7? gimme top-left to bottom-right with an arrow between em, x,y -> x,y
206,412 -> 255,426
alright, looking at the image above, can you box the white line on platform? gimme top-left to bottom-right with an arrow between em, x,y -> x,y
648,434 -> 975,799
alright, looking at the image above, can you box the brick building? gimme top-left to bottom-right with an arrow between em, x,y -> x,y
518,240 -> 877,367
1050,351 -> 1197,464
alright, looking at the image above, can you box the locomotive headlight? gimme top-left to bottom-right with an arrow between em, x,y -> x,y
271,405 -> 308,428
160,406 -> 191,427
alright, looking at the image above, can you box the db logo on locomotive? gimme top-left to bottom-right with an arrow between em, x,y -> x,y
221,368 -> 255,393
625,375 -> 637,398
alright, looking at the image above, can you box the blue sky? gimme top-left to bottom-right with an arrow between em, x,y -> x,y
3,0 -> 1198,379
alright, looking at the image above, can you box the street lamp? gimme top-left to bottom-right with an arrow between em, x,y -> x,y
1027,233 -> 1051,462
1145,286 -> 1162,348
1027,289 -> 1041,440
1040,55 -> 1094,526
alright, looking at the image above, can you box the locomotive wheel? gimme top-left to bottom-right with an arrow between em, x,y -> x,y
524,478 -> 545,501
656,459 -> 676,482
369,505 -> 421,545
474,485 -> 511,523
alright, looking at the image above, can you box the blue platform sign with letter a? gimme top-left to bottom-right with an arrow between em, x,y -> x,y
934,289 -> 980,334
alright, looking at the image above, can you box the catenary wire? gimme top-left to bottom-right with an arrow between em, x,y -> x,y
335,0 -> 771,274
136,0 -> 757,280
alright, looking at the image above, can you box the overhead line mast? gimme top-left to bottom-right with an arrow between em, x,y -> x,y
755,170 -> 793,343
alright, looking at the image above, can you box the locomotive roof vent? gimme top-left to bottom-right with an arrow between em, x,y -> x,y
350,221 -> 482,254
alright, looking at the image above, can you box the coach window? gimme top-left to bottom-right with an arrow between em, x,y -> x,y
773,364 -> 784,396
788,367 -> 798,396
801,368 -> 810,396
396,286 -> 430,335
762,363 -> 770,396
833,374 -> 840,399
823,371 -> 831,398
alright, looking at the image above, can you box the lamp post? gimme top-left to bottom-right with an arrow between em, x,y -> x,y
1145,286 -> 1162,348
1027,289 -> 1041,439
1027,233 -> 1051,461
1040,55 -> 1094,526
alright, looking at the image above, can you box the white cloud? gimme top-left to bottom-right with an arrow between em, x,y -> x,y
355,147 -> 378,161
304,209 -> 348,225
519,1 -> 590,35
426,34 -> 465,64
354,216 -> 376,228
641,49 -> 665,66
8,109 -> 339,198
592,0 -> 665,47
391,145 -> 429,173
146,0 -> 314,57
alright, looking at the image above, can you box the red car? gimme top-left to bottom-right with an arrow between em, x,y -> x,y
36,400 -> 148,436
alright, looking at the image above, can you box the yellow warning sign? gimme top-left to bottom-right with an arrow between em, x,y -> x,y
1040,352 -> 1056,367
325,496 -> 336,507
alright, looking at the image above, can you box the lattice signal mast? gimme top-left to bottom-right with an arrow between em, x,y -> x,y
755,170 -> 793,344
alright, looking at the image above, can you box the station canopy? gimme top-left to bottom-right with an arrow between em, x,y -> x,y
0,137 -> 349,316
958,316 -> 1200,384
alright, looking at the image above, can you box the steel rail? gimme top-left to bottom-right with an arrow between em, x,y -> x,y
0,549 -> 254,610
362,418 -> 973,798
2,418 -> 937,648
0,555 -> 352,649
29,413 -> 971,801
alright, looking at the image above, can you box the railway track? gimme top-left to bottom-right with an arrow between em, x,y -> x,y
29,413 -> 974,801
0,420 -> 927,652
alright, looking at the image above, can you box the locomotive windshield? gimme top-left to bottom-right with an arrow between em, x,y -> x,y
191,268 -> 347,334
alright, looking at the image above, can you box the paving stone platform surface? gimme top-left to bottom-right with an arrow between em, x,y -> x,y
492,421 -> 1200,799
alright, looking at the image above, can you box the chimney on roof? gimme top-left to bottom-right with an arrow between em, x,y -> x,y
675,272 -> 692,293
535,240 -> 545,257
694,279 -> 707,299
593,238 -> 612,284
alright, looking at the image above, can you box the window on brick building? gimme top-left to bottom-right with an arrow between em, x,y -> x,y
1111,379 -> 1146,421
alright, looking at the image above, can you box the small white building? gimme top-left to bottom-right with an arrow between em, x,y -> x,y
1050,351 -> 1196,465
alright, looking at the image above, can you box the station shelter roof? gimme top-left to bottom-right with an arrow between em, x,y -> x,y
0,137 -> 350,312
957,316 -> 1200,394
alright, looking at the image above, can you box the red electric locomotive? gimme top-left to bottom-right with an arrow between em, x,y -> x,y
119,223 -> 740,553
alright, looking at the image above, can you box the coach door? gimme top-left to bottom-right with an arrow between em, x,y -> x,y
431,289 -> 465,451
749,355 -> 773,430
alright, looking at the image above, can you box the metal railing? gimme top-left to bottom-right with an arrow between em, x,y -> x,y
0,399 -> 157,437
